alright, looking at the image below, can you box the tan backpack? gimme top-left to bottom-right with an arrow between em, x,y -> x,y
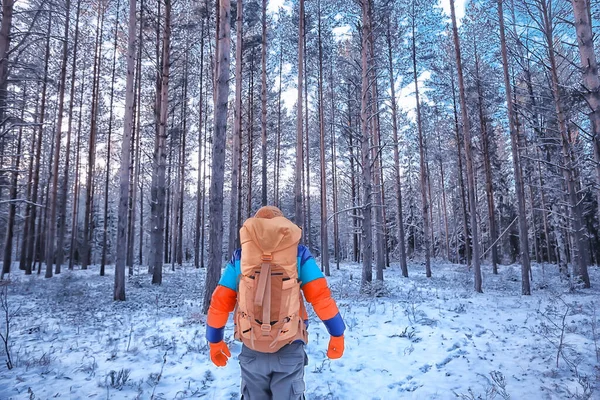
234,216 -> 308,353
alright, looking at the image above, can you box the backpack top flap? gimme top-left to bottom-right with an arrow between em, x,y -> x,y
239,217 -> 302,274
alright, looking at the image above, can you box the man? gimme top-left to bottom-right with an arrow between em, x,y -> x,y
206,206 -> 345,399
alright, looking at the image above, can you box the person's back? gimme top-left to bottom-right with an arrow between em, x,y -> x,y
206,206 -> 345,399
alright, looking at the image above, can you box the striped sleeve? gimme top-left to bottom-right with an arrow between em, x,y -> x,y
298,245 -> 346,337
205,249 -> 241,343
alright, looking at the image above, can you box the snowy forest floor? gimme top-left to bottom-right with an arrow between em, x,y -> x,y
0,261 -> 599,400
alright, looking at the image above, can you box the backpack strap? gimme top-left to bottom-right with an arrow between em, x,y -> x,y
254,253 -> 273,336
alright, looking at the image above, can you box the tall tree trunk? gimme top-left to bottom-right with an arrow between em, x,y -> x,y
275,39 -> 283,208
246,59 -> 254,217
195,20 -> 205,268
56,0 -> 82,271
69,32 -> 87,271
347,87 -> 359,263
450,67 -> 470,265
127,0 -> 144,273
1,89 -> 25,279
115,0 -> 137,299
411,5 -> 431,278
102,0 -> 121,276
294,0 -> 305,228
203,0 -> 231,313
82,9 -> 106,270
386,20 -> 408,277
0,0 -> 14,158
228,3 -> 242,258
329,62 -> 340,269
151,0 -> 171,285
317,0 -> 330,276
474,46 -> 498,274
177,51 -> 188,266
19,87 -> 40,271
369,8 -> 385,281
360,0 -> 373,288
541,0 -> 590,288
45,0 -> 72,278
303,29 -> 311,248
260,0 -> 267,206
572,0 -> 600,227
450,0 -> 482,292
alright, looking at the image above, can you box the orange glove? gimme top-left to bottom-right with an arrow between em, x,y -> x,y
327,335 -> 344,359
209,341 -> 231,367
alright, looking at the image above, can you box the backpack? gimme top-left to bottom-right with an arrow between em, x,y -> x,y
234,216 -> 308,353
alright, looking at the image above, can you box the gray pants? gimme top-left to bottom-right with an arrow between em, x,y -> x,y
239,342 -> 308,400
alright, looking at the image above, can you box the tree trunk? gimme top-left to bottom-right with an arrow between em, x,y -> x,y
127,1 -> 144,273
246,59 -> 254,218
115,0 -> 137,299
360,0 -> 373,288
450,67 -> 470,265
450,0 -> 482,292
294,0 -> 305,228
317,0 -> 330,276
151,0 -> 172,285
329,62 -> 340,269
303,29 -> 311,249
0,0 -> 14,156
19,87 -> 40,272
572,0 -> 600,228
260,0 -> 268,206
474,45 -> 498,274
1,89 -> 25,279
102,0 -> 121,276
195,20 -> 205,269
82,9 -> 106,270
411,5 -> 431,278
55,0 -> 82,272
203,0 -> 231,313
385,20 -> 408,276
69,30 -> 87,271
44,0 -> 72,278
228,2 -> 242,258
275,40 -> 283,208
541,0 -> 590,288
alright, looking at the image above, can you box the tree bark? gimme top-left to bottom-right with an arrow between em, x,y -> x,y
572,0 -> 600,230
541,0 -> 590,288
203,0 -> 231,313
411,3 -> 431,278
260,0 -> 268,206
56,0 -> 82,271
102,0 -> 121,276
317,0 -> 330,276
473,44 -> 498,274
115,0 -> 137,299
151,0 -> 172,285
195,20 -> 206,269
45,0 -> 72,278
228,2 -> 242,258
1,89 -> 25,279
360,0 -> 373,288
385,20 -> 408,277
294,0 -> 305,228
82,9 -> 106,270
450,0 -> 482,292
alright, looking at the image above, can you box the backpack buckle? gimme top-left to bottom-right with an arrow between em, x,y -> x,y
261,253 -> 272,261
261,324 -> 272,333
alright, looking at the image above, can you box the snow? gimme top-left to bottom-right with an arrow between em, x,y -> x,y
0,261 -> 598,399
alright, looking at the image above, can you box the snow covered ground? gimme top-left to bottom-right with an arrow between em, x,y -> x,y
0,261 -> 598,399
